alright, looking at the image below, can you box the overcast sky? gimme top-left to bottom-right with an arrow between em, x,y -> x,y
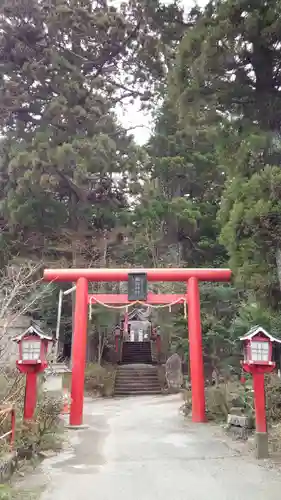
116,0 -> 206,145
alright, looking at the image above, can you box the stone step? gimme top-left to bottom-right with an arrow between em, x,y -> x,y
123,342 -> 151,345
122,352 -> 151,355
123,344 -> 151,347
116,375 -> 159,380
115,387 -> 161,393
117,383 -> 158,386
123,345 -> 151,352
116,374 -> 159,380
116,372 -> 159,376
117,375 -> 159,378
122,360 -> 152,364
123,348 -> 150,350
122,352 -> 151,356
114,390 -> 162,396
114,360 -> 161,396
122,353 -> 151,356
116,376 -> 159,381
117,366 -> 158,372
116,372 -> 158,375
115,386 -> 161,390
117,374 -> 156,378
122,350 -> 152,353
121,342 -> 152,364
122,359 -> 152,363
117,367 -> 157,370
122,350 -> 151,351
115,380 -> 160,387
121,363 -> 153,366
122,348 -> 151,352
122,345 -> 151,348
122,342 -> 151,348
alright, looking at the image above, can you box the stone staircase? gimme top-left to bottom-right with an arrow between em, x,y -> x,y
114,364 -> 162,396
121,341 -> 152,364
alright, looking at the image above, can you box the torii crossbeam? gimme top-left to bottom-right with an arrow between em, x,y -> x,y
44,267 -> 232,427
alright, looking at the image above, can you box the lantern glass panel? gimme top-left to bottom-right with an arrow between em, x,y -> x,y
22,340 -> 41,361
251,341 -> 269,362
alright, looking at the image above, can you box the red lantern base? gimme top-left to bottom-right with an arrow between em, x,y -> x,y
16,362 -> 47,421
242,362 -> 275,458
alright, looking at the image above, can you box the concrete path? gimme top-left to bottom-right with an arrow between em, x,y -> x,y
36,395 -> 281,500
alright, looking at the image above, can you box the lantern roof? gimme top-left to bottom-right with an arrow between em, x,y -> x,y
239,325 -> 281,344
12,322 -> 53,343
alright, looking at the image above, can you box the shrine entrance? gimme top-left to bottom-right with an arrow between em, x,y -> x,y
43,267 -> 231,427
127,308 -> 151,342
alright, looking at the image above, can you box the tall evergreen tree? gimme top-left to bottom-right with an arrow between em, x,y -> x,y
0,0 -> 186,264
173,0 -> 281,305
132,98 -> 226,268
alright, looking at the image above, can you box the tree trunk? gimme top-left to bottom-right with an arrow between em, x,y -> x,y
276,245 -> 281,291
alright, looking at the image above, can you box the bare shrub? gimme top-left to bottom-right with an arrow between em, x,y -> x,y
34,394 -> 63,451
0,261 -> 54,365
17,392 -> 63,458
0,261 -> 59,455
181,381 -> 252,422
0,372 -> 25,455
265,374 -> 281,423
0,371 -> 63,457
84,363 -> 116,397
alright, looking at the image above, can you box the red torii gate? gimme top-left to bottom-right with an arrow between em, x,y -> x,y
43,268 -> 231,427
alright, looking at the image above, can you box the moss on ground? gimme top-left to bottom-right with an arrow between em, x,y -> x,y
0,484 -> 43,500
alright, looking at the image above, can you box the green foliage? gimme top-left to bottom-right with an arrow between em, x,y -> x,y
33,283 -> 72,343
218,164 -> 281,304
174,0 -> 281,131
0,0 -> 185,263
2,0 -> 281,374
172,0 -> 281,308
230,300 -> 281,341
84,363 -> 116,397
128,97 -> 227,269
